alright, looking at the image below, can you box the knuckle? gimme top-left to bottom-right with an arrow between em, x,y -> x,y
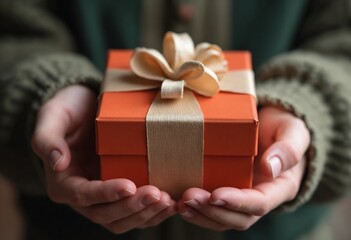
256,200 -> 270,216
284,144 -> 300,167
229,201 -> 243,211
124,202 -> 139,213
134,212 -> 150,224
72,190 -> 89,207
207,210 -> 221,220
290,151 -> 301,167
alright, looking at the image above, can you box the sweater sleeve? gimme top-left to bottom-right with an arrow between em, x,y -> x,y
256,0 -> 351,211
0,0 -> 102,194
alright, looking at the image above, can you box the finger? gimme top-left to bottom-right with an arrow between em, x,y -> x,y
180,188 -> 258,231
48,176 -> 136,207
179,207 -> 229,231
209,187 -> 270,216
179,188 -> 227,231
260,117 -> 310,178
182,203 -> 259,231
76,185 -> 161,225
106,192 -> 173,233
211,159 -> 306,216
32,102 -> 72,171
138,200 -> 177,228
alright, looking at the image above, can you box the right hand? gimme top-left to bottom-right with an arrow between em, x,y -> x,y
177,107 -> 310,231
31,85 -> 176,234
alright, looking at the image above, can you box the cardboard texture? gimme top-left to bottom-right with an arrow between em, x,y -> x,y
96,50 -> 259,193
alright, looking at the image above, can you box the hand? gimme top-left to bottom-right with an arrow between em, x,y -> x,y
177,107 -> 310,231
32,85 -> 176,233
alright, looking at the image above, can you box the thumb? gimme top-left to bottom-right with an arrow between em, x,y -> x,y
31,103 -> 71,171
260,116 -> 310,179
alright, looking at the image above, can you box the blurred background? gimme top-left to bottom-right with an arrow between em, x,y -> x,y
0,175 -> 24,240
1,174 -> 351,240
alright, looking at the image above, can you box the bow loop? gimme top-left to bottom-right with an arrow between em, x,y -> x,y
173,61 -> 204,81
163,32 -> 195,70
130,31 -> 224,99
195,43 -> 228,79
130,48 -> 174,80
186,67 -> 220,97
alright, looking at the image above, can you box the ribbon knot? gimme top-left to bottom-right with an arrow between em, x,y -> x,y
130,32 -> 228,99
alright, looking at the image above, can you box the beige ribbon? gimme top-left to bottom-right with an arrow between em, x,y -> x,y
102,68 -> 256,98
146,90 -> 203,199
101,32 -> 255,198
102,32 -> 256,99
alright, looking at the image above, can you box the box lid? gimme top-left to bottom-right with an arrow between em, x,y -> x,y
96,50 -> 258,156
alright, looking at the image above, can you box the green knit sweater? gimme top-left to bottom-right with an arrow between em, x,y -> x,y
0,0 -> 351,239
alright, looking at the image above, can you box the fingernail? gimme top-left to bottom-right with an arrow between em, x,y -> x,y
181,210 -> 194,218
211,200 -> 226,206
269,156 -> 282,179
184,199 -> 201,209
49,150 -> 62,170
141,194 -> 160,207
153,202 -> 171,211
117,189 -> 135,200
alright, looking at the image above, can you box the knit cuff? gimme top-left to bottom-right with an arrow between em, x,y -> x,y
256,50 -> 351,212
24,53 -> 102,110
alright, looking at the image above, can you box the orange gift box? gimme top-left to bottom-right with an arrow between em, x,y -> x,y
96,50 -> 258,194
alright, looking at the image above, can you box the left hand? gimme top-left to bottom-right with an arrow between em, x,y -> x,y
32,85 -> 176,233
177,107 -> 310,231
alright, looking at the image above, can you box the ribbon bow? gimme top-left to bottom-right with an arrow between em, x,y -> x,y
130,32 -> 228,99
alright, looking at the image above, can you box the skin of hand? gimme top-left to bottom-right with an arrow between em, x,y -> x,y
177,107 -> 310,231
31,85 -> 177,234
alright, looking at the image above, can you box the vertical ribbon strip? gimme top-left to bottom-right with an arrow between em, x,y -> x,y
146,90 -> 203,199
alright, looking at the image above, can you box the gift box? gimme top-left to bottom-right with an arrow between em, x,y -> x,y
96,33 -> 258,198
